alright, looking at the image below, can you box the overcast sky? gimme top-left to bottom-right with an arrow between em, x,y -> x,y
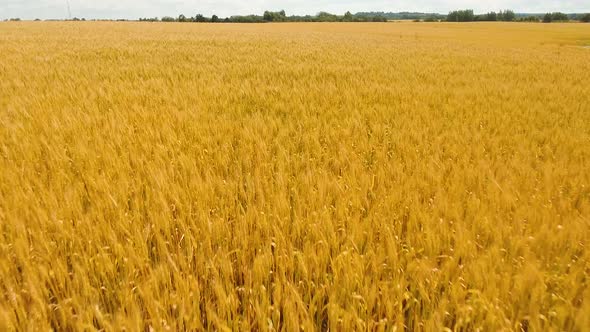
2,0 -> 589,20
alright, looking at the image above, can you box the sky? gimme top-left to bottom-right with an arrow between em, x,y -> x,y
2,0 -> 589,20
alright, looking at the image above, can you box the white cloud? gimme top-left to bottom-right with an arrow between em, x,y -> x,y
2,0 -> 589,20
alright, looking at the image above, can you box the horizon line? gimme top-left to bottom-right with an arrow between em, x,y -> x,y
3,9 -> 590,21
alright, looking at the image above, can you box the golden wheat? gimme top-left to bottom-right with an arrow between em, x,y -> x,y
0,21 -> 589,330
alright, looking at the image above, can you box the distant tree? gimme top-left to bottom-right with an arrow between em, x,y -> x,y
448,10 -> 457,21
9,18 -> 21,21
551,12 -> 568,21
34,18 -> 41,21
500,10 -> 516,21
161,16 -> 176,22
519,16 -> 540,22
178,14 -> 188,22
543,13 -> 552,23
424,16 -> 437,22
343,11 -> 353,22
230,15 -> 264,23
263,11 -> 273,21
263,10 -> 287,22
487,11 -> 498,21
581,13 -> 590,22
290,15 -> 315,22
194,14 -> 207,22
447,10 -> 474,22
317,12 -> 338,22
211,15 -> 219,22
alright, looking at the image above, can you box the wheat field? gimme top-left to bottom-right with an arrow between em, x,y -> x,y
1,21 -> 589,330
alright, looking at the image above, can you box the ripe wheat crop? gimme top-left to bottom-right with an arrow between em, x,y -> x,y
0,21 -> 589,330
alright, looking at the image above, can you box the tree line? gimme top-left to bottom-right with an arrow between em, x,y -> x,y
446,9 -> 590,23
447,10 -> 516,22
5,10 -> 589,23
541,12 -> 586,22
139,10 -> 590,23
140,11 -> 387,23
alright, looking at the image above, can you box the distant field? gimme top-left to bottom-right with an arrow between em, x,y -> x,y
0,22 -> 589,330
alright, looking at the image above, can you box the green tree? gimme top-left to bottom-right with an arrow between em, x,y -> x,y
263,10 -> 287,22
317,12 -> 338,22
581,13 -> 590,22
343,11 -> 353,22
519,16 -> 540,22
230,15 -> 264,23
500,10 -> 516,21
211,15 -> 219,23
195,14 -> 207,22
447,10 -> 474,22
551,12 -> 568,21
543,13 -> 552,23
